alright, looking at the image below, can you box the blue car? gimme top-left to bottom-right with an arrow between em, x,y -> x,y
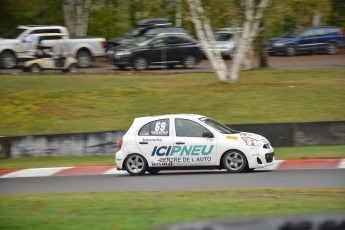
268,26 -> 345,56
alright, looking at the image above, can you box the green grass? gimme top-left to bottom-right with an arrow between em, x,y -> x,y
0,68 -> 344,136
0,145 -> 343,170
1,189 -> 344,230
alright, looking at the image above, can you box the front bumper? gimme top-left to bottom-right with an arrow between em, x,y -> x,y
246,147 -> 275,169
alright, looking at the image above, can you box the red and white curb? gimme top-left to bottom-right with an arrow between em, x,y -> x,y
0,159 -> 344,178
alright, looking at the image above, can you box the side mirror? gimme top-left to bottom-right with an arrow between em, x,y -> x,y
202,131 -> 214,138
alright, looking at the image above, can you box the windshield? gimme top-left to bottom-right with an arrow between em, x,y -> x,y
281,29 -> 303,38
215,33 -> 233,41
2,28 -> 25,39
199,117 -> 238,134
131,36 -> 153,46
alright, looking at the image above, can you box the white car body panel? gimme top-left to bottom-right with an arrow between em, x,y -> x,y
115,114 -> 274,174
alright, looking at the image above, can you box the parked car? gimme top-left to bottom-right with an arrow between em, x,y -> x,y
106,18 -> 186,50
267,26 -> 345,56
0,25 -> 106,68
115,114 -> 275,176
213,28 -> 242,59
108,33 -> 203,70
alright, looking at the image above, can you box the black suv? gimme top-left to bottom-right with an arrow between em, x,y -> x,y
107,18 -> 186,50
108,33 -> 203,70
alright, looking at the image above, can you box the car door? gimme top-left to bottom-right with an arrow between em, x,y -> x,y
147,38 -> 167,64
165,36 -> 187,62
298,29 -> 317,51
172,118 -> 217,166
135,118 -> 174,167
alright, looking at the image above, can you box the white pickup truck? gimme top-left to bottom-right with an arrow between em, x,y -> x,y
0,25 -> 106,68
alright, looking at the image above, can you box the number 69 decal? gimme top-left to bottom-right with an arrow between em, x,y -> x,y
155,122 -> 166,132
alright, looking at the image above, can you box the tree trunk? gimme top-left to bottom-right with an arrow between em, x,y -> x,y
187,0 -> 229,82
63,0 -> 91,36
230,0 -> 269,81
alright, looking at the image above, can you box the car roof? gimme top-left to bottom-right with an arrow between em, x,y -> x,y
135,114 -> 205,121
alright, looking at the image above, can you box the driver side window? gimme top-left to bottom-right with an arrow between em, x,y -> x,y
175,119 -> 210,137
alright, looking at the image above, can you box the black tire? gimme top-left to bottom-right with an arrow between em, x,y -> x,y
124,154 -> 148,176
286,45 -> 296,56
183,55 -> 197,69
76,50 -> 92,68
133,56 -> 148,70
0,51 -> 17,69
29,64 -> 41,73
326,43 -> 337,55
116,64 -> 127,70
222,150 -> 247,173
147,169 -> 160,175
68,64 -> 78,72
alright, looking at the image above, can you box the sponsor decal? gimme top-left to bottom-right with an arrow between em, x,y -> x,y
226,135 -> 238,140
151,145 -> 214,156
143,138 -> 162,142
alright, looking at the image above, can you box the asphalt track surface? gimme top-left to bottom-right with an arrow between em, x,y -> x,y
1,169 -> 344,194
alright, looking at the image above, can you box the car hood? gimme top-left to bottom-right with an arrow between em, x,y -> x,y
0,38 -> 16,45
114,43 -> 140,51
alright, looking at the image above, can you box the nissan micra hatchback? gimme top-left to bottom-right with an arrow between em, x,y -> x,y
115,114 -> 275,175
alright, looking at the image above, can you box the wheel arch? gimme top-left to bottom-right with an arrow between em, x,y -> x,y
122,152 -> 149,170
219,149 -> 248,169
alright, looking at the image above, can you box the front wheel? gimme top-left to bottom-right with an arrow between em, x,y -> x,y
183,55 -> 197,69
133,56 -> 148,70
125,154 -> 148,176
286,45 -> 296,56
223,151 -> 247,173
0,51 -> 17,69
326,43 -> 337,55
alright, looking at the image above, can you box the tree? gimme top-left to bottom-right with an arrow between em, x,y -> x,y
187,0 -> 229,82
63,0 -> 91,36
187,0 -> 269,82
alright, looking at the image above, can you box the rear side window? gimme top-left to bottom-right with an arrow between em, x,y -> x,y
138,119 -> 170,136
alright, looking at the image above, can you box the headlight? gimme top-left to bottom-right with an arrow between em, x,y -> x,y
241,136 -> 262,147
273,42 -> 285,47
116,51 -> 131,56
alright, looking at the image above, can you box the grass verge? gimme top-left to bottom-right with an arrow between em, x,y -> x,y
1,189 -> 344,230
0,68 -> 344,136
0,145 -> 343,170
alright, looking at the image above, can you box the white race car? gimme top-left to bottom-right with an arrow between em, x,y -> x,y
115,114 -> 275,175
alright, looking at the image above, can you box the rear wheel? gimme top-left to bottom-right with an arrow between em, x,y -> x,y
223,150 -> 247,173
76,50 -> 92,68
125,154 -> 148,176
29,64 -> 41,73
326,43 -> 337,55
0,51 -> 17,69
183,55 -> 197,69
68,64 -> 78,72
133,56 -> 148,70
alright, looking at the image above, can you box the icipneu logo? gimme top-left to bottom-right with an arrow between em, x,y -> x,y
151,145 -> 214,156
